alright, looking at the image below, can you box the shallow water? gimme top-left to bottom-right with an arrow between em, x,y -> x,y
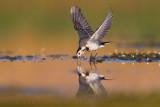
0,58 -> 160,98
0,51 -> 160,62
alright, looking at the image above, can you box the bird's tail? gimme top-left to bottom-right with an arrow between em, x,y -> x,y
101,41 -> 112,45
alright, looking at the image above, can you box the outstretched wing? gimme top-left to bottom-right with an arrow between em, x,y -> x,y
91,9 -> 113,41
71,6 -> 94,39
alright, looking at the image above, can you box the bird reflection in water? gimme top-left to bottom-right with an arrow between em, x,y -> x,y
76,62 -> 112,99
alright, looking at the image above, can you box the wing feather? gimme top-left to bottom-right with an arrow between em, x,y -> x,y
91,9 -> 113,41
71,6 -> 94,39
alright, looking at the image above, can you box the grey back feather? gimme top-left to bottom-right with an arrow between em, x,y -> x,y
91,9 -> 113,41
70,6 -> 94,39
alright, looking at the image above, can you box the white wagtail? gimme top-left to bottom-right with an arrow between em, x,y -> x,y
71,6 -> 113,58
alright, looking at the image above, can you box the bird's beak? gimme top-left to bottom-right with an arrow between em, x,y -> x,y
77,55 -> 81,61
77,54 -> 81,58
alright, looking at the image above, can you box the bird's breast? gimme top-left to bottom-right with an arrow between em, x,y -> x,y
86,41 -> 99,51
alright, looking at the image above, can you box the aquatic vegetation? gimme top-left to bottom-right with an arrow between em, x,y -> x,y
96,58 -> 105,63
0,56 -> 23,61
105,52 -> 160,63
0,51 -> 160,62
47,55 -> 68,58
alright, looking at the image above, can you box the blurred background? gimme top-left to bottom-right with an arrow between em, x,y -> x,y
0,0 -> 160,106
0,0 -> 160,55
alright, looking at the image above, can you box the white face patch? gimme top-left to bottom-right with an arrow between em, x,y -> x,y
77,47 -> 86,57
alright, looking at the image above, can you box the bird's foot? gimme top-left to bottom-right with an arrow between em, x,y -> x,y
90,56 -> 97,62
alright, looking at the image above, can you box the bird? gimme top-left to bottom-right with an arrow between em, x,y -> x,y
76,64 -> 109,98
70,6 -> 113,59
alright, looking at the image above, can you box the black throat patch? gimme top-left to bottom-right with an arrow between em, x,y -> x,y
77,47 -> 81,53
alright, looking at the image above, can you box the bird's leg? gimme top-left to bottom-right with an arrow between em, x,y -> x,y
93,61 -> 97,70
95,50 -> 98,58
77,61 -> 81,67
90,51 -> 93,62
91,50 -> 97,62
90,61 -> 93,70
79,57 -> 81,61
90,61 -> 97,70
90,51 -> 93,57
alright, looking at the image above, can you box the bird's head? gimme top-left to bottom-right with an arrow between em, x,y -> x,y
76,47 -> 85,58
